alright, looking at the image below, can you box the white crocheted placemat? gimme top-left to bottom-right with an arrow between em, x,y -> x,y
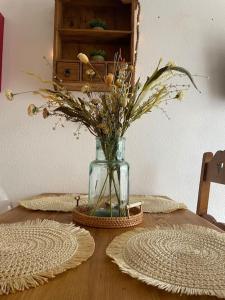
0,219 -> 95,295
20,194 -> 88,212
130,195 -> 187,213
107,225 -> 225,298
20,194 -> 186,214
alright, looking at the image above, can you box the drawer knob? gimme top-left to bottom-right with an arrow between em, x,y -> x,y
64,68 -> 71,77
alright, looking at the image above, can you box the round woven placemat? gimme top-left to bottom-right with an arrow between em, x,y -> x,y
20,194 -> 186,214
130,195 -> 187,213
20,194 -> 88,212
106,225 -> 225,298
0,219 -> 95,295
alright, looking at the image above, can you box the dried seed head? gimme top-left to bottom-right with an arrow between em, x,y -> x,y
77,53 -> 89,64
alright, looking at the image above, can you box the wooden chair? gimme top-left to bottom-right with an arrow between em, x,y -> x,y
197,151 -> 225,230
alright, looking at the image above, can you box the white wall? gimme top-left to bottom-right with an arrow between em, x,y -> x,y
0,0 -> 225,219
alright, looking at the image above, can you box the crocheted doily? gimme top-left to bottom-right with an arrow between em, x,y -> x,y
0,219 -> 95,295
107,225 -> 225,298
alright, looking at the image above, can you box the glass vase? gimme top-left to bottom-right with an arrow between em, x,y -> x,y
88,137 -> 129,217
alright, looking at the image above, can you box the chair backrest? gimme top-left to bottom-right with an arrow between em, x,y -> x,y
197,151 -> 225,229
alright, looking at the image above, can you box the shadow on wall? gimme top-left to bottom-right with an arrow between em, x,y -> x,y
206,38 -> 225,99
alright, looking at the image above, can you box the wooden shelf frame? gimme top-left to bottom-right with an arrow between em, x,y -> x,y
53,0 -> 137,91
61,0 -> 134,8
58,28 -> 132,41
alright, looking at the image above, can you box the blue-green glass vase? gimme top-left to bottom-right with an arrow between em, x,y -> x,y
88,137 -> 129,217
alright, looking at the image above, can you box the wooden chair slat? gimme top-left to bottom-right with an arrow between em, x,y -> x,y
197,150 -> 225,230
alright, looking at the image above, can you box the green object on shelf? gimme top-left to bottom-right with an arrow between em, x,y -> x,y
92,55 -> 105,62
90,49 -> 106,62
88,18 -> 107,30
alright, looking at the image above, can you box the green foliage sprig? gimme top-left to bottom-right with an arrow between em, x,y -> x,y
89,49 -> 106,59
88,18 -> 107,29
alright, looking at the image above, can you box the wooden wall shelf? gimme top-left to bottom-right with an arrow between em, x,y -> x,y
58,29 -> 132,41
61,0 -> 134,8
53,0 -> 137,91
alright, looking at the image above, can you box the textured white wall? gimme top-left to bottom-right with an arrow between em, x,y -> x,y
0,0 -> 225,219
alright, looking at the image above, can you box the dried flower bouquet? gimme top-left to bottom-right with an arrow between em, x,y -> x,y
5,52 -> 198,216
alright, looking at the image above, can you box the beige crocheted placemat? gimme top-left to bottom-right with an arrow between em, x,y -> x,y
130,195 -> 187,213
20,194 -> 186,214
0,219 -> 95,295
107,225 -> 225,298
20,194 -> 88,212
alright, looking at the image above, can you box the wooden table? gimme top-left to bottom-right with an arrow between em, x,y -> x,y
0,204 -> 221,300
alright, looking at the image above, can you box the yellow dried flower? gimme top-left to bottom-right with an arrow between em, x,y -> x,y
27,104 -> 38,116
5,89 -> 14,101
97,123 -> 109,134
91,98 -> 100,105
102,126 -> 109,134
129,65 -> 134,71
121,62 -> 128,71
176,91 -> 184,101
115,79 -> 122,87
43,108 -> 50,119
120,97 -> 129,108
104,73 -> 114,86
85,68 -> 95,77
97,123 -> 105,129
81,84 -> 91,93
167,60 -> 176,67
77,53 -> 89,64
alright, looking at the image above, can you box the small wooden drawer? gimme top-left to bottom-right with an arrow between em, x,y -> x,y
56,62 -> 80,82
82,63 -> 106,82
